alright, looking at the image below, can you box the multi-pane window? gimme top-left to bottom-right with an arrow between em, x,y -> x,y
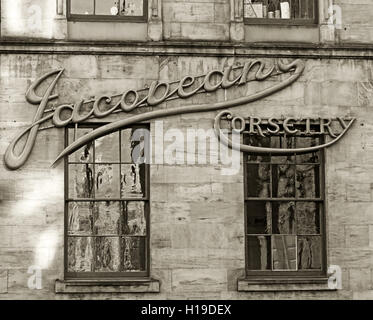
244,0 -> 318,25
68,0 -> 148,22
65,125 -> 149,279
244,128 -> 325,276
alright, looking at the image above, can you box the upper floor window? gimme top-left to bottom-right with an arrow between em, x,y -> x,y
67,0 -> 148,22
244,0 -> 318,25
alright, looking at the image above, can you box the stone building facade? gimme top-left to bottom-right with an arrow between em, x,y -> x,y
0,0 -> 373,300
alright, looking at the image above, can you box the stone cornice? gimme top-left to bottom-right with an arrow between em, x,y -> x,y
0,39 -> 372,59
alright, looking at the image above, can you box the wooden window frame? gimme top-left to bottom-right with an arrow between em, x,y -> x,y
67,0 -> 148,23
243,133 -> 327,280
64,123 -> 151,280
243,0 -> 319,26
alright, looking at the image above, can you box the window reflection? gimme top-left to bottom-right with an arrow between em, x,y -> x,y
66,126 -> 149,277
245,134 -> 324,272
70,0 -> 144,17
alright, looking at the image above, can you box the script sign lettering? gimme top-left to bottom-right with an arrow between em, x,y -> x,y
3,59 -> 354,170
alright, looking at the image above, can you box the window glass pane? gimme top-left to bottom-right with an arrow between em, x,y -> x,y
297,236 -> 322,270
272,202 -> 295,234
68,128 -> 94,163
293,0 -> 311,19
246,164 -> 271,197
121,128 -> 149,164
271,136 -> 295,164
122,237 -> 146,271
68,237 -> 94,272
68,164 -> 94,199
121,129 -> 134,163
244,0 -> 266,18
247,236 -> 271,270
68,202 -> 94,236
300,0 -> 309,18
95,132 -> 119,163
244,135 -> 270,162
123,202 -> 147,236
120,0 -> 144,16
95,164 -> 120,198
308,0 -> 314,19
272,235 -> 297,270
246,201 -> 271,234
96,0 -> 119,15
121,164 -> 146,198
296,165 -> 320,198
95,237 -> 121,272
71,0 -> 94,14
296,202 -> 320,235
296,137 -> 320,163
272,164 -> 295,198
94,201 -> 121,235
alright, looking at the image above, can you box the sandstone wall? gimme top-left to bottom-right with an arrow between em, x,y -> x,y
0,53 -> 372,299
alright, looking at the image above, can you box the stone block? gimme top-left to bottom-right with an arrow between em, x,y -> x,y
171,268 -> 227,293
151,223 -> 172,249
346,183 -> 371,202
345,225 -> 370,248
0,249 -> 34,269
353,290 -> 373,300
321,81 -> 358,107
151,201 -> 191,224
214,3 -> 230,23
148,20 -> 163,41
151,248 -> 243,269
180,23 -> 229,41
163,2 -> 214,23
0,270 -> 8,294
349,268 -> 372,291
328,223 -> 346,249
330,248 -> 373,268
0,227 -> 12,247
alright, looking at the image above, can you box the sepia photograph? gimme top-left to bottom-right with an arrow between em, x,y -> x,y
0,0 -> 371,309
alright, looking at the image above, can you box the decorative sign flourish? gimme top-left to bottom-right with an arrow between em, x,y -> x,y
3,58 -> 354,170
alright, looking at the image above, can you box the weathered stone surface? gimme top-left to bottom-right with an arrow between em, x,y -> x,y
171,269 -> 227,293
0,270 -> 8,294
349,269 -> 372,291
0,42 -> 373,300
321,81 -> 359,107
345,225 -> 370,248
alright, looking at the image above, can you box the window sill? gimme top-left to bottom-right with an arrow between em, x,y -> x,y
238,277 -> 335,292
55,279 -> 160,294
67,16 -> 148,23
243,18 -> 318,27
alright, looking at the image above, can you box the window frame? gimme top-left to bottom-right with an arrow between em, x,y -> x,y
64,123 -> 151,280
243,0 -> 319,26
67,0 -> 148,23
243,132 -> 327,279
